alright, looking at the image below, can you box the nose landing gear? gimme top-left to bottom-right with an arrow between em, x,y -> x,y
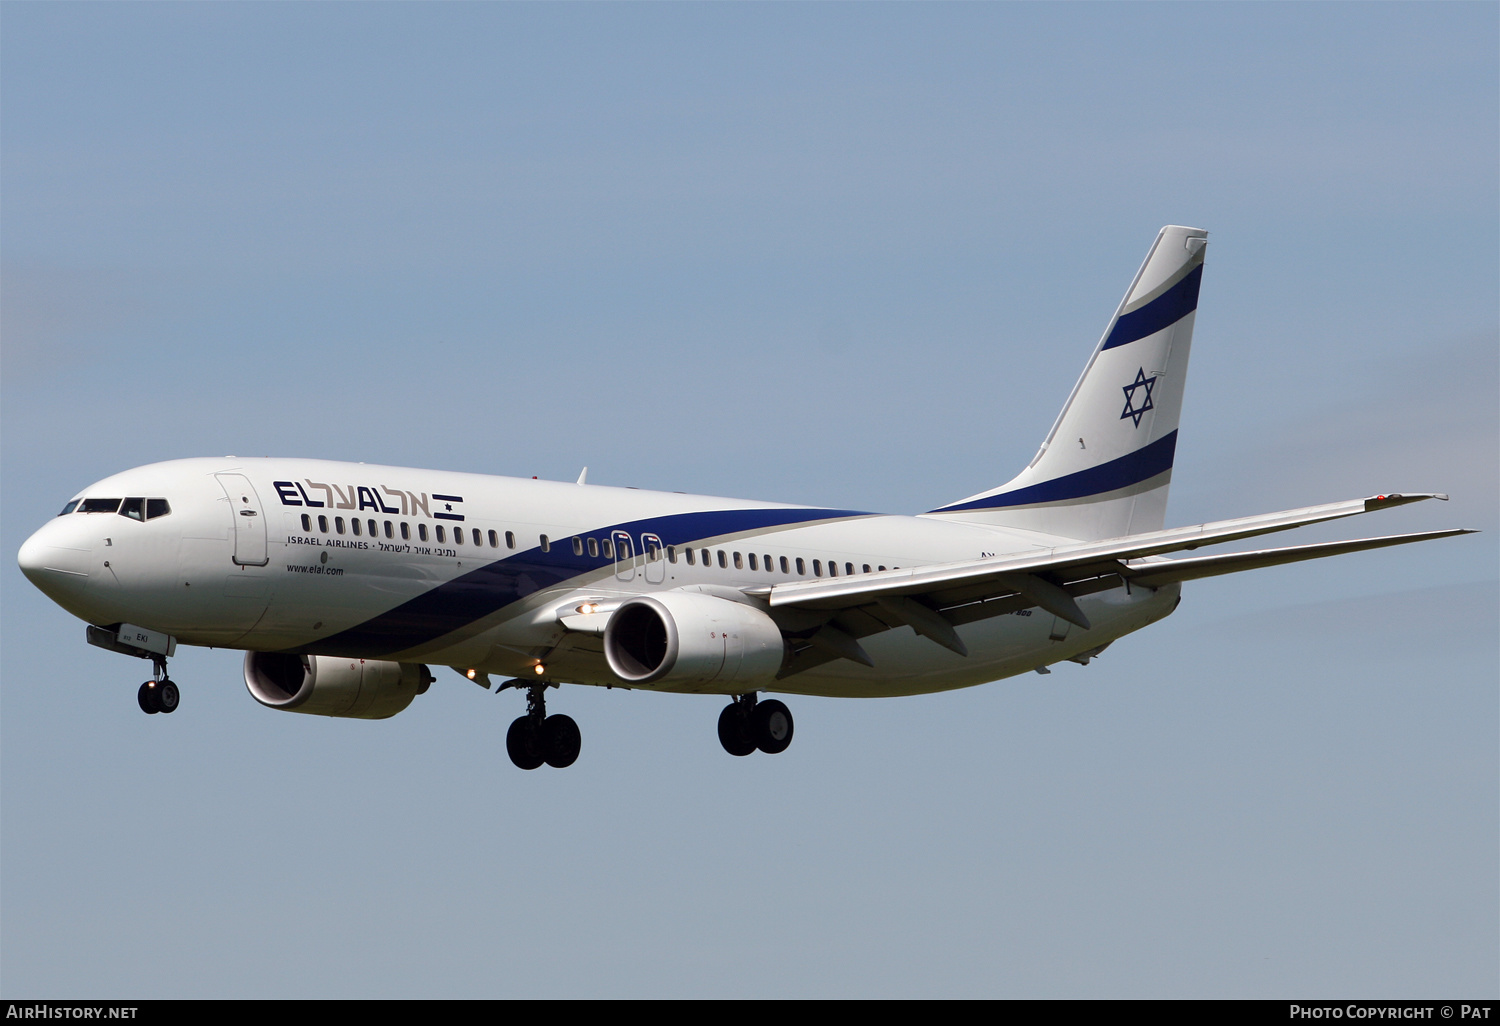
718,694 -> 794,756
137,657 -> 179,715
503,682 -> 581,770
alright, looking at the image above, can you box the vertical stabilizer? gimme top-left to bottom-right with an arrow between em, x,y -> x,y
928,225 -> 1207,540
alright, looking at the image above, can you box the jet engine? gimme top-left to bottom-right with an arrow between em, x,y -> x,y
603,591 -> 786,688
244,652 -> 433,719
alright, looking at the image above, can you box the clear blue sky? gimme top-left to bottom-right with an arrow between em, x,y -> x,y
3,3 -> 1495,997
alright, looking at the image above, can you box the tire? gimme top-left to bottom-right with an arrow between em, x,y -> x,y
156,680 -> 180,714
542,714 -> 581,769
506,716 -> 545,770
137,682 -> 160,715
717,703 -> 757,757
754,699 -> 794,754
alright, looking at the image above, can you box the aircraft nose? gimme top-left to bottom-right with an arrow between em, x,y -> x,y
18,519 -> 93,597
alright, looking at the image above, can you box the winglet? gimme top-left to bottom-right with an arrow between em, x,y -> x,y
1364,492 -> 1448,512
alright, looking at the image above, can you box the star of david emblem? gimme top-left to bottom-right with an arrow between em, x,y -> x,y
1120,367 -> 1156,427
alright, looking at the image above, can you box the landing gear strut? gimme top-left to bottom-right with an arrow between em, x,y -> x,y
718,694 -> 794,756
137,656 -> 179,715
505,683 -> 581,770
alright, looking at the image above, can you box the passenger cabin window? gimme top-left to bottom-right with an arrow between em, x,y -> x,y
59,500 -> 81,517
488,530 -> 498,548
385,521 -> 393,539
764,554 -> 772,572
540,535 -> 550,552
602,538 -> 613,559
79,498 -> 122,514
862,564 -> 871,574
685,548 -> 696,565
846,563 -> 855,576
701,549 -> 710,566
796,558 -> 805,575
780,556 -> 790,574
119,498 -> 145,521
418,524 -> 428,542
667,546 -> 678,564
351,519 -> 361,536
453,527 -> 462,544
586,537 -> 598,558
828,562 -> 837,577
400,522 -> 410,540
436,525 -> 445,543
505,531 -> 515,549
813,560 -> 822,577
717,550 -> 727,569
369,519 -> 378,537
318,515 -> 329,533
301,514 -> 312,531
335,517 -> 346,534
747,553 -> 757,570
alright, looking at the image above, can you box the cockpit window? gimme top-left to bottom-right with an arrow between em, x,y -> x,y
119,498 -> 145,521
146,498 -> 171,520
78,498 -> 122,514
59,500 -> 81,517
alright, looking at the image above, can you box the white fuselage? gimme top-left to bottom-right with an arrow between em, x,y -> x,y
19,457 -> 1179,698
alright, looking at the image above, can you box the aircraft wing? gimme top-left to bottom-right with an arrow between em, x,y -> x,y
756,493 -> 1470,676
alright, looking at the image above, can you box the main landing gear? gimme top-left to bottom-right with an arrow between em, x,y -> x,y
137,656 -> 179,715
718,694 -> 794,757
504,683 -> 581,770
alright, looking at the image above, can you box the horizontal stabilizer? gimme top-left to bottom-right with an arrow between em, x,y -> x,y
1122,529 -> 1476,588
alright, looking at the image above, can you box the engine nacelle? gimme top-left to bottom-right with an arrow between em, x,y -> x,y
603,591 -> 786,688
244,653 -> 432,720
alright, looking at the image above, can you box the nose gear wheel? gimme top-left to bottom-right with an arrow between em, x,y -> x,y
137,677 -> 178,715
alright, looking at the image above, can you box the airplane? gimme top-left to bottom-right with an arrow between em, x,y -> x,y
16,225 -> 1475,770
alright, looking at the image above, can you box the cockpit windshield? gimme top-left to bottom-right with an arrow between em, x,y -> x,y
68,497 -> 172,520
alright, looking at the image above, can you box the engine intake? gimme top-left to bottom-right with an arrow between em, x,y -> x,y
244,653 -> 432,719
604,592 -> 785,688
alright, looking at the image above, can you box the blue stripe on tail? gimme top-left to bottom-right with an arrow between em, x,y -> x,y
930,431 -> 1178,513
1101,264 -> 1202,351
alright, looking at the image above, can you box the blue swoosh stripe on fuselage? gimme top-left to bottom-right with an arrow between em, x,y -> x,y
1100,263 -> 1202,351
307,506 -> 873,657
929,431 -> 1177,514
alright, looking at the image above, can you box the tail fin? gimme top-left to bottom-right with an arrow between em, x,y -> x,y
928,225 -> 1207,540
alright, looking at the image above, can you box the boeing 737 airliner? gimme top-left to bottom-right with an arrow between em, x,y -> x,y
17,226 -> 1474,769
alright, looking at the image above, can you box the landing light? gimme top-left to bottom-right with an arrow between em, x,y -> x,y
533,663 -> 546,675
466,668 -> 477,680
576,602 -> 600,614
